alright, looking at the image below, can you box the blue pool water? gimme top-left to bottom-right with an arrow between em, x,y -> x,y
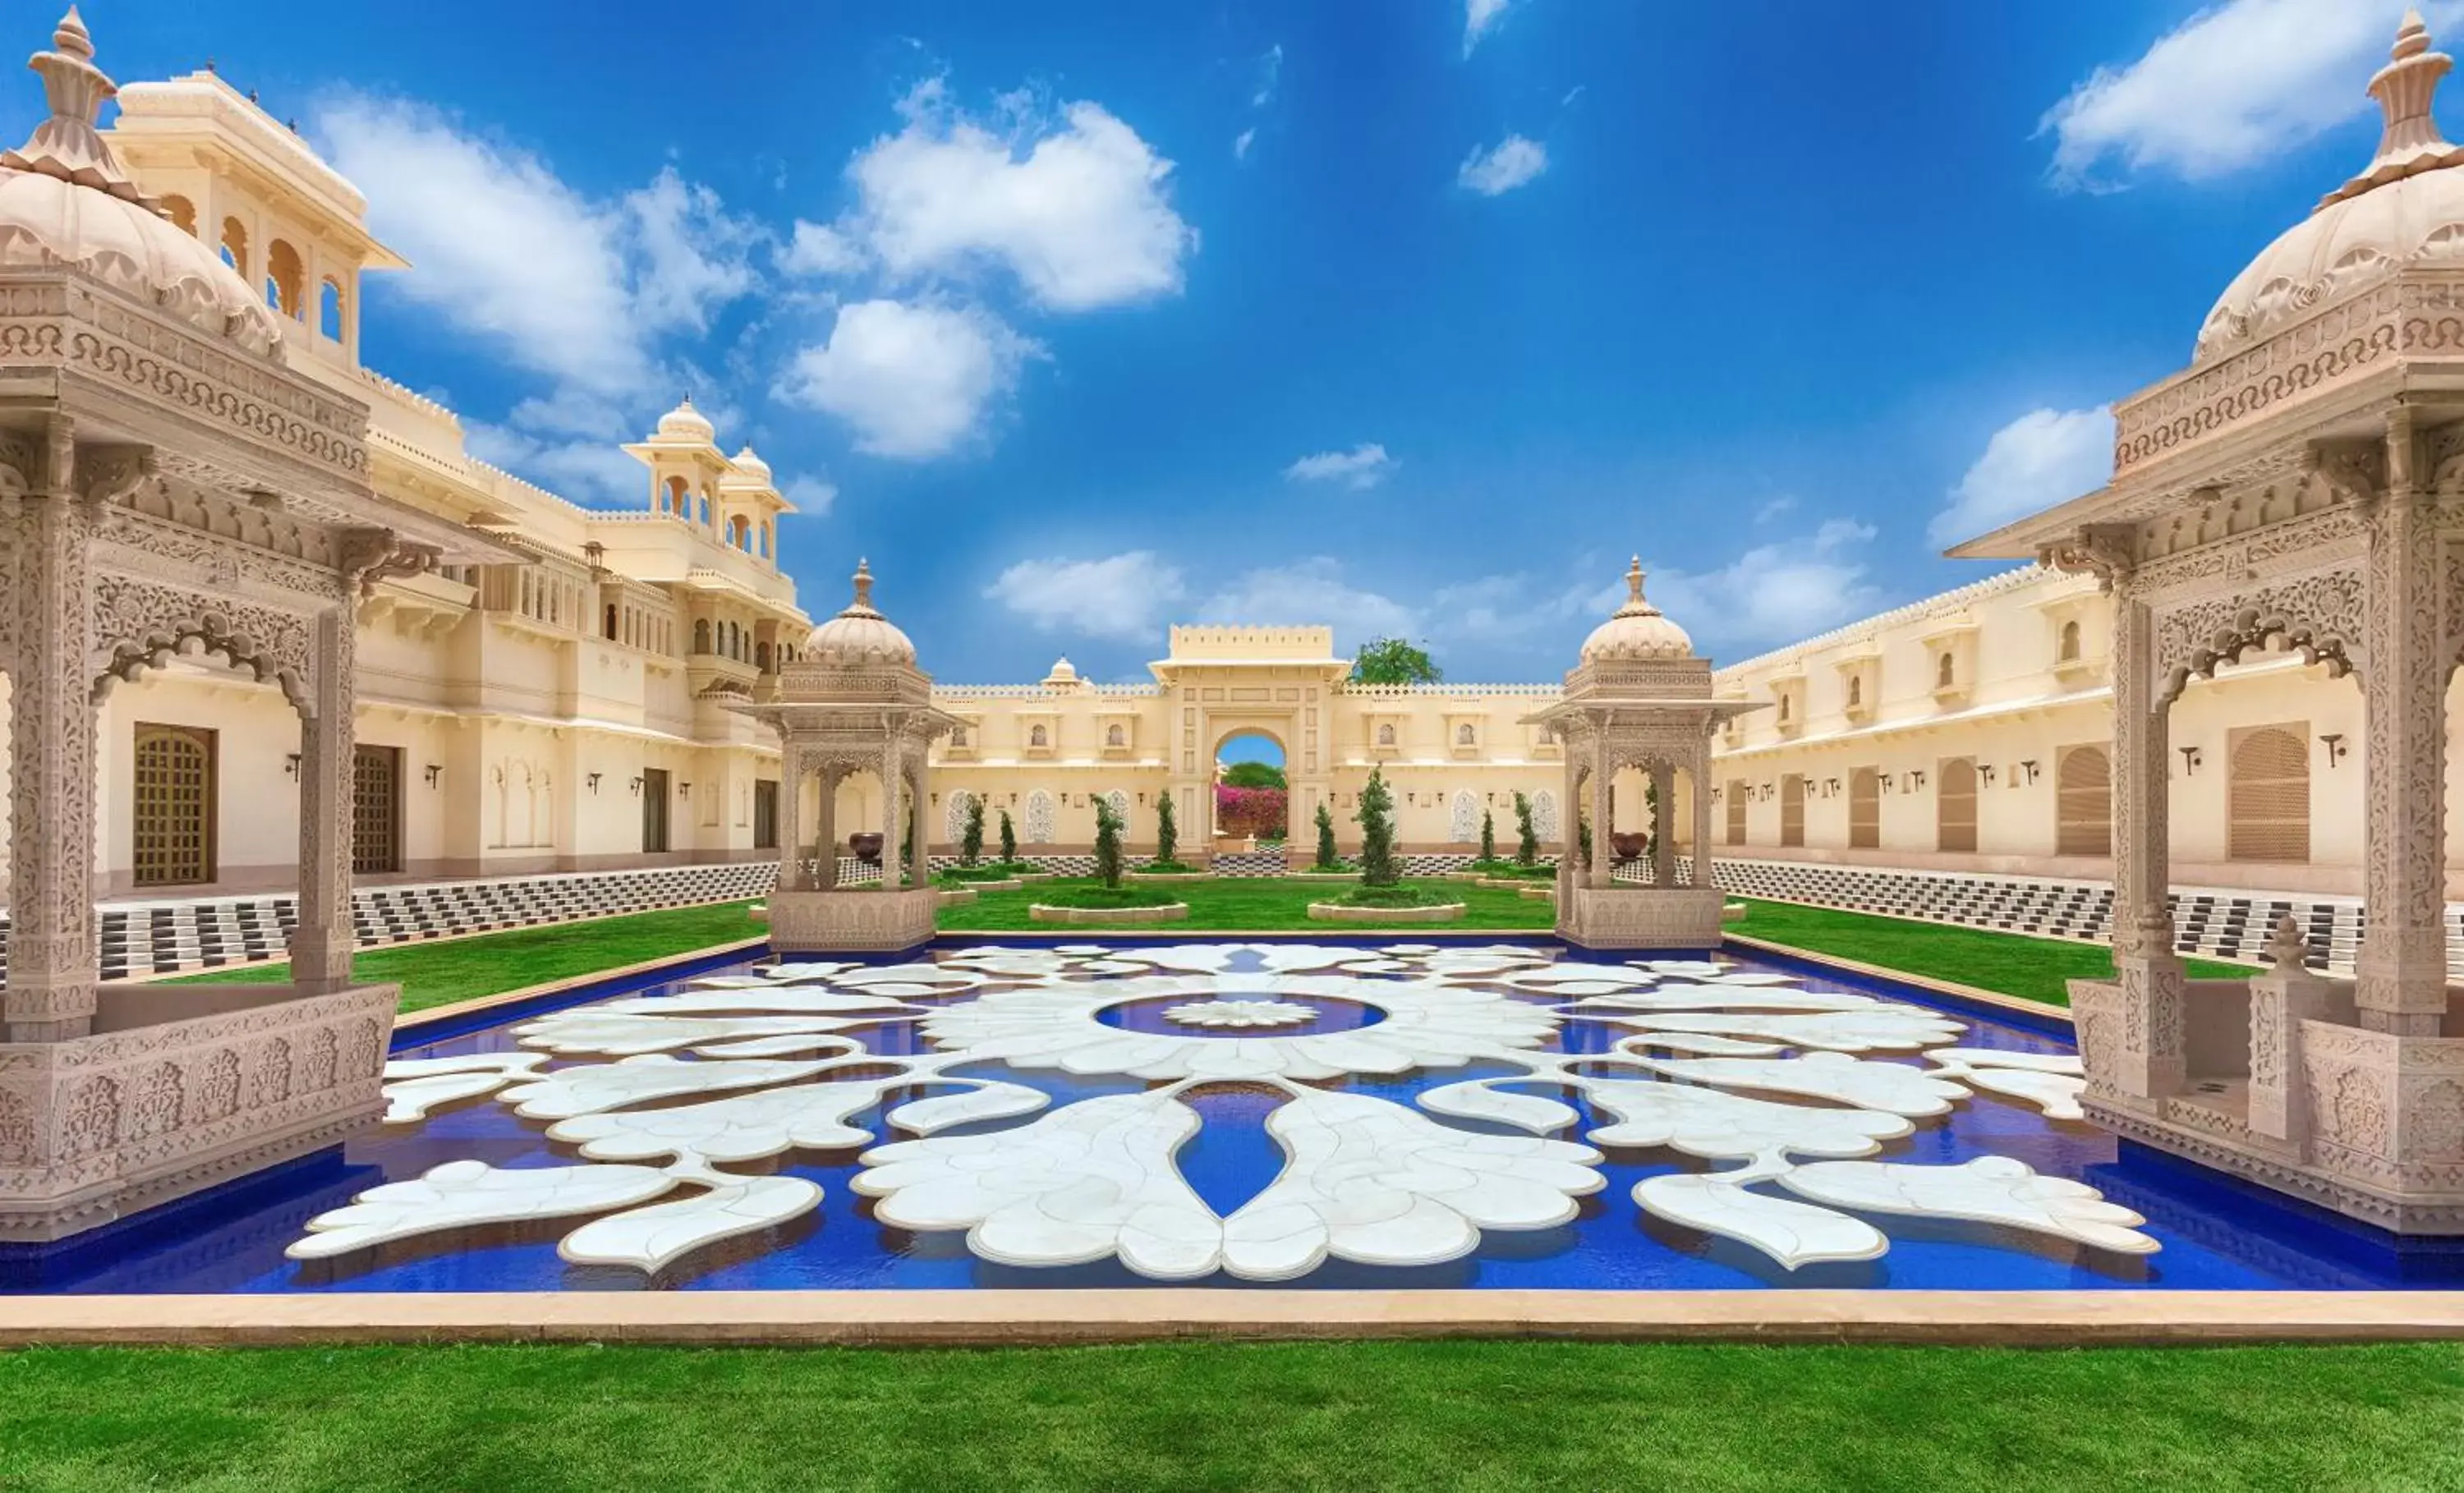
6,935 -> 2460,1294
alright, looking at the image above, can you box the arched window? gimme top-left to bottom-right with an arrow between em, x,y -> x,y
1937,652 -> 1956,689
318,277 -> 345,341
1938,758 -> 1978,853
1376,723 -> 1396,746
1106,724 -> 1125,746
692,619 -> 711,655
1777,695 -> 1790,723
1024,789 -> 1055,844
663,475 -> 687,516
732,515 -> 751,549
755,641 -> 771,671
160,194 -> 196,234
604,604 -> 618,641
1449,790 -> 1478,843
2059,619 -> 2082,663
1725,779 -> 1747,845
218,218 -> 248,278
1849,767 -> 1879,849
266,239 -> 304,318
698,494 -> 711,526
949,724 -> 968,746
2229,725 -> 2310,862
1455,724 -> 1475,746
2057,745 -> 2112,857
1029,724 -> 1049,747
1846,675 -> 1862,708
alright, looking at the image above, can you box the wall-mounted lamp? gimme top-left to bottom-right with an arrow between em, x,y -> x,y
424,764 -> 444,788
587,772 -> 603,795
629,776 -> 645,797
1978,765 -> 1997,788
1824,777 -> 1841,797
2020,760 -> 2040,784
2178,746 -> 2203,777
283,752 -> 301,779
1881,776 -> 1896,795
678,781 -> 692,797
1907,769 -> 1927,792
2319,733 -> 2348,767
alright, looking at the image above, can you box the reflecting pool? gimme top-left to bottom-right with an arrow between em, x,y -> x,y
7,938 -> 2459,1293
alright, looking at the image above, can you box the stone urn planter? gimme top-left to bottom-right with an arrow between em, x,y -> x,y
848,832 -> 885,865
1610,833 -> 1648,863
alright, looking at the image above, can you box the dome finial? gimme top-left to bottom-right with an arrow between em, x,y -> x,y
2315,7 -> 2462,209
851,558 -> 874,610
2,7 -> 145,204
1625,555 -> 1645,606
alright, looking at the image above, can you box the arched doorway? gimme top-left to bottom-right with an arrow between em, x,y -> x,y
1213,729 -> 1288,850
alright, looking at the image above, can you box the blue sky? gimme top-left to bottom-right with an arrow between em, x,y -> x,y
23,0 -> 2443,681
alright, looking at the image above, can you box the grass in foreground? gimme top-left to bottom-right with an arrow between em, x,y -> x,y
937,875 -> 1551,933
160,900 -> 762,1014
1728,897 -> 2253,1008
2,1340 -> 2460,1491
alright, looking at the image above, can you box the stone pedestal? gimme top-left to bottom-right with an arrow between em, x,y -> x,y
0,980 -> 398,1243
1560,886 -> 1726,950
765,888 -> 939,953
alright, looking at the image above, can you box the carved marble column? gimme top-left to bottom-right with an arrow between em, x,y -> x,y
4,420 -> 99,1041
815,765 -> 839,890
2356,407 -> 2448,1036
289,601 -> 357,991
776,746 -> 804,892
2108,572 -> 2186,1100
1588,738 -> 1613,889
1650,762 -> 1676,887
1556,735 -> 1582,900
907,755 -> 931,889
1690,742 -> 1715,889
880,741 -> 904,889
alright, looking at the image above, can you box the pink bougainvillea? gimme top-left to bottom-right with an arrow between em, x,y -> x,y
1215,786 -> 1289,837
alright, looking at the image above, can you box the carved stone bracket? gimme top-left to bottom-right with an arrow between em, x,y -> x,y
337,526 -> 442,599
2039,523 -> 2137,592
2305,438 -> 2388,509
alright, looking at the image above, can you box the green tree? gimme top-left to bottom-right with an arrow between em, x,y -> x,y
1221,760 -> 1287,790
1480,808 -> 1496,863
1314,802 -> 1340,871
1094,796 -> 1124,888
960,797 -> 985,866
1349,636 -> 1441,686
998,807 -> 1018,866
1356,768 -> 1399,887
1155,792 -> 1178,866
1514,792 -> 1538,866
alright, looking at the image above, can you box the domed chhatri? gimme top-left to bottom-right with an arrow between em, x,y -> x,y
1579,558 -> 1696,662
727,444 -> 773,485
653,394 -> 716,443
2197,10 -> 2464,361
0,7 -> 283,356
804,559 -> 918,667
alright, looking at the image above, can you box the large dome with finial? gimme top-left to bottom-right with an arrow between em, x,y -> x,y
655,396 -> 715,442
0,8 -> 283,357
2197,11 -> 2464,363
805,559 -> 917,665
1579,558 -> 1695,662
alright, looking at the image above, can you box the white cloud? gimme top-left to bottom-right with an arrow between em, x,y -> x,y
464,418 -> 646,505
1282,443 -> 1396,489
781,218 -> 866,277
1199,558 -> 1419,650
777,298 -> 1040,459
313,95 -> 762,398
2040,0 -> 2440,187
1648,519 -> 1884,651
844,80 -> 1198,311
1928,407 -> 2115,547
1234,127 -> 1257,161
986,551 -> 1188,641
1754,496 -> 1798,525
1253,44 -> 1284,108
784,475 -> 839,518
1458,134 -> 1548,195
1464,0 -> 1516,57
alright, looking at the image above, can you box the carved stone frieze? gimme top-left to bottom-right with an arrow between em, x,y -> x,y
2150,564 -> 2365,705
765,888 -> 940,953
87,573 -> 320,716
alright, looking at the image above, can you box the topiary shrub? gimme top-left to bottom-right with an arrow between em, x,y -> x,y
1356,768 -> 1399,888
999,807 -> 1018,866
960,797 -> 985,866
1156,792 -> 1177,866
1094,795 -> 1124,889
1480,808 -> 1496,863
1314,802 -> 1340,871
1514,792 -> 1538,866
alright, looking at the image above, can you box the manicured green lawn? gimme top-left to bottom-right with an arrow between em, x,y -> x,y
2,1340 -> 2459,1491
936,875 -> 1555,933
160,900 -> 762,1014
1728,897 -> 2254,1008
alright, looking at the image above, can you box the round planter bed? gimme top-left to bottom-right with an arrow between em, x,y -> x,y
940,877 -> 1023,894
935,888 -> 980,907
1029,901 -> 1190,925
1130,871 -> 1215,883
1285,871 -> 1362,883
1520,884 -> 1557,901
1308,899 -> 1467,924
1477,875 -> 1552,890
